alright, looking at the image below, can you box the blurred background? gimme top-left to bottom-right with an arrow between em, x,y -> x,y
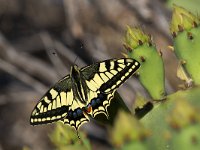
0,0 -> 200,150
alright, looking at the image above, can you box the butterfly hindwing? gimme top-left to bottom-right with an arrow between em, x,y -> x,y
81,58 -> 140,117
63,100 -> 89,131
87,92 -> 115,118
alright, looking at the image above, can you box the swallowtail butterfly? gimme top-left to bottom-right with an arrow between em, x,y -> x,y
30,58 -> 140,134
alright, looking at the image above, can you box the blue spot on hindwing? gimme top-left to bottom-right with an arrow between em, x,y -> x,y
99,93 -> 105,100
73,112 -> 77,118
91,99 -> 96,107
96,98 -> 101,104
68,110 -> 72,117
76,108 -> 83,116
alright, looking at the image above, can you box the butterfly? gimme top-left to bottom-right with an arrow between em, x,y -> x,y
30,58 -> 140,134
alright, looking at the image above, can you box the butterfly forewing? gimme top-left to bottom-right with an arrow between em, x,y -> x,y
30,75 -> 72,124
81,58 -> 140,92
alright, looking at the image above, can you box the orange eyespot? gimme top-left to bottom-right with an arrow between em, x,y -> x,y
87,105 -> 92,113
82,104 -> 92,115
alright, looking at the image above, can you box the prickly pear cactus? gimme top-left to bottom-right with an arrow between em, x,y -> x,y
110,5 -> 200,150
124,27 -> 165,100
109,110 -> 149,148
110,88 -> 200,150
141,87 -> 200,150
170,5 -> 200,85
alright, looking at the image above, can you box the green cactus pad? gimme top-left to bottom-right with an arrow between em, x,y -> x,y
171,125 -> 200,150
124,27 -> 165,100
170,5 -> 200,35
50,122 -> 91,150
174,27 -> 200,85
171,5 -> 200,85
110,87 -> 200,149
141,87 -> 200,150
110,110 -> 150,148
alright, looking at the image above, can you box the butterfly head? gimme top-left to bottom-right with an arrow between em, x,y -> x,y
71,64 -> 79,72
70,65 -> 80,78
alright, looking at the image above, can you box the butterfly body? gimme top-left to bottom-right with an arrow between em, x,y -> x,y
70,65 -> 89,104
30,58 -> 140,131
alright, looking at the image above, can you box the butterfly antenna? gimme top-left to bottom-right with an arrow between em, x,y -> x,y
73,56 -> 79,66
91,57 -> 95,64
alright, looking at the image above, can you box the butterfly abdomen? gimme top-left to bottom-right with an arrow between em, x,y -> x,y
71,65 -> 88,103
